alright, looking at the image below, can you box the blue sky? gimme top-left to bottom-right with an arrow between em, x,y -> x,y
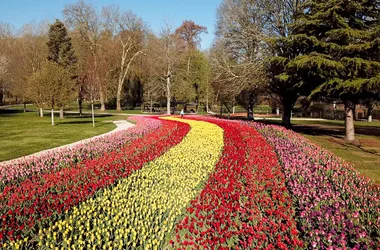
0,0 -> 221,49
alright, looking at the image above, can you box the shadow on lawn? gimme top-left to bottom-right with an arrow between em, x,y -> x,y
0,109 -> 25,116
292,124 -> 380,137
63,114 -> 113,119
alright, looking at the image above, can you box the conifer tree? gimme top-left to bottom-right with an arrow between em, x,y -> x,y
269,0 -> 380,140
47,19 -> 77,68
46,19 -> 77,118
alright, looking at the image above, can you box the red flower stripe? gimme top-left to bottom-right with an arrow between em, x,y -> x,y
0,118 -> 190,244
173,117 -> 302,249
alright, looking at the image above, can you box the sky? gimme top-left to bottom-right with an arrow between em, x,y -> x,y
0,0 -> 221,49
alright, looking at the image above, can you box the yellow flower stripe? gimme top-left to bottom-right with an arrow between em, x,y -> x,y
15,118 -> 223,250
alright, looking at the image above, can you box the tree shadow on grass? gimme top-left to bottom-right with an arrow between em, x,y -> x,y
0,109 -> 25,116
56,120 -> 95,125
292,124 -> 380,137
63,114 -> 113,119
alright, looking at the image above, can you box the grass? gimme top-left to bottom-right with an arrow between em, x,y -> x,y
259,119 -> 380,184
0,108 -> 130,162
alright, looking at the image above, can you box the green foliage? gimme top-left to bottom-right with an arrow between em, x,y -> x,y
268,0 -> 380,112
27,61 -> 76,108
294,0 -> 380,102
47,19 -> 77,68
174,50 -> 210,105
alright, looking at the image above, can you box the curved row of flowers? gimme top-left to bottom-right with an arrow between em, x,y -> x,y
0,117 -> 190,246
0,117 -> 161,189
252,123 -> 380,249
2,116 -> 379,249
9,117 -> 224,249
173,117 -> 302,249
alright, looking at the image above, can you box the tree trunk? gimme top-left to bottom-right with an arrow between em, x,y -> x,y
116,84 -> 122,111
23,101 -> 26,113
220,100 -> 223,117
100,87 -> 106,111
40,108 -> 44,117
51,109 -> 55,126
344,101 -> 355,142
0,80 -> 4,104
367,102 -> 373,123
116,50 -> 142,112
92,49 -> 105,112
150,97 -> 153,114
166,75 -> 171,115
282,102 -> 293,127
247,91 -> 254,121
187,57 -> 190,76
206,92 -> 209,113
59,107 -> 64,119
78,85 -> 83,117
91,102 -> 95,128
206,78 -> 209,113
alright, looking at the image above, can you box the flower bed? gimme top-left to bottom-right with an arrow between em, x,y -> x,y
10,117 -> 223,249
173,117 -> 302,249
0,117 -> 161,189
253,123 -> 380,249
2,116 -> 378,249
0,117 -> 190,246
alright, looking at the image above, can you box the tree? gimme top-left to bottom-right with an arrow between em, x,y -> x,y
174,50 -> 211,112
102,6 -> 146,111
0,23 -> 14,104
47,19 -> 77,118
175,20 -> 207,80
28,61 -> 74,125
281,0 -> 380,141
47,20 -> 77,68
146,24 -> 186,115
174,21 -> 209,112
63,0 -> 107,111
213,0 -> 306,123
175,20 -> 207,50
213,0 -> 268,120
0,55 -> 9,103
8,21 -> 49,114
256,0 -> 306,126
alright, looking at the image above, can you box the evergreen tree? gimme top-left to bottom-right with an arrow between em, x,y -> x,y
269,0 -> 380,140
47,19 -> 77,68
46,19 -> 77,118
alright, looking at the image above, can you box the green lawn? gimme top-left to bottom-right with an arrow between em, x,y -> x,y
0,109 -> 129,161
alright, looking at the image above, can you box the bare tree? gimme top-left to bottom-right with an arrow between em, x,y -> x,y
102,6 -> 146,111
213,0 -> 305,120
5,21 -> 49,113
0,23 -> 14,104
63,0 -> 107,111
147,23 -> 185,115
0,56 -> 9,103
0,56 -> 8,78
213,0 -> 267,119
